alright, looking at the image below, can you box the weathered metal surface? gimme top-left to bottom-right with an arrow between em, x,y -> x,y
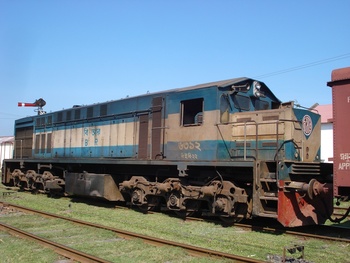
65,172 -> 124,201
119,176 -> 250,221
14,126 -> 33,159
151,96 -> 164,159
327,66 -> 350,197
277,179 -> 333,227
138,114 -> 149,159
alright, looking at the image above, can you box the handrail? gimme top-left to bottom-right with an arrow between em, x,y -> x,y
217,120 -> 258,160
217,118 -> 301,162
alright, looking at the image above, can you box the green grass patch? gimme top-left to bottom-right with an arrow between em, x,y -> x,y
0,231 -> 66,263
1,187 -> 349,262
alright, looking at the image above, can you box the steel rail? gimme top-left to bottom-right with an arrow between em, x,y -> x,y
0,222 -> 112,263
232,223 -> 350,243
183,217 -> 350,243
333,207 -> 350,220
0,202 -> 265,263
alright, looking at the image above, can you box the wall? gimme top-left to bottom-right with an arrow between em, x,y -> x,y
0,136 -> 14,169
320,123 -> 333,163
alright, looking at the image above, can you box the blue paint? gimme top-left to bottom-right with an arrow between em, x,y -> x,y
293,108 -> 320,139
46,145 -> 136,159
45,138 -> 304,162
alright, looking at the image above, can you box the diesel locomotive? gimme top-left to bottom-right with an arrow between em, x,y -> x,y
2,77 -> 333,227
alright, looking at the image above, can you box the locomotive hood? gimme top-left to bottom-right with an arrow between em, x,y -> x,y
216,77 -> 281,104
157,77 -> 281,105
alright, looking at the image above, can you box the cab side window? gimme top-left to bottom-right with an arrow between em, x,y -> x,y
220,95 -> 230,123
181,98 -> 203,126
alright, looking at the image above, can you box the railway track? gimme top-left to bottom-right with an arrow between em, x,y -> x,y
0,201 -> 264,263
183,216 -> 350,243
333,206 -> 350,220
0,222 -> 111,263
232,222 -> 350,243
1,189 -> 349,262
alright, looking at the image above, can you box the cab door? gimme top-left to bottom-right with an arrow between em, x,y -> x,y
138,96 -> 164,159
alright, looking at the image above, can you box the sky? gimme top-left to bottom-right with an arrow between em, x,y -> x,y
1,1 -> 349,135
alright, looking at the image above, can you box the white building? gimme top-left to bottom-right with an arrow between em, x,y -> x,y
0,136 -> 14,169
315,104 -> 333,163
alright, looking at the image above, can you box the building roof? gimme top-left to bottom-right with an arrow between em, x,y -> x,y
315,104 -> 333,123
0,136 -> 14,144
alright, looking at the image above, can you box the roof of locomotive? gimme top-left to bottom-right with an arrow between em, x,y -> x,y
72,76 -> 279,106
166,77 -> 249,92
16,77 -> 281,122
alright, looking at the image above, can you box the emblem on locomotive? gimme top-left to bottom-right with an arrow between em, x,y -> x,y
302,115 -> 313,136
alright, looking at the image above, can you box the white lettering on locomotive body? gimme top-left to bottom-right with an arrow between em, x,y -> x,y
180,152 -> 198,159
338,152 -> 350,170
347,96 -> 350,103
178,141 -> 201,151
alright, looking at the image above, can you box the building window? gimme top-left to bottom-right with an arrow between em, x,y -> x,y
181,98 -> 203,126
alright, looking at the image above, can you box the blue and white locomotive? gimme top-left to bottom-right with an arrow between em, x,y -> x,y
2,77 -> 333,227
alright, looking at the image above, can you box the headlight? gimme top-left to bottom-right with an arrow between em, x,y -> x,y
253,81 -> 262,97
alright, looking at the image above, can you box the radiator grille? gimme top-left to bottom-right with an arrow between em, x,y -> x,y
291,163 -> 321,175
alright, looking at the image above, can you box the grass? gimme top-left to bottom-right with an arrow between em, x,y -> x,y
0,231 -> 66,263
0,212 -> 225,263
1,186 -> 349,262
0,192 -> 229,262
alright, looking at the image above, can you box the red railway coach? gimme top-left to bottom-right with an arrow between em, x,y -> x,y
327,66 -> 350,199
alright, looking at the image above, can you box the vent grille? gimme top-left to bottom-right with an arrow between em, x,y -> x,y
291,163 -> 321,175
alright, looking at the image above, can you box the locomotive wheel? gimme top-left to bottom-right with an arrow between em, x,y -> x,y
174,200 -> 201,218
135,196 -> 161,213
219,203 -> 248,224
147,195 -> 161,211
